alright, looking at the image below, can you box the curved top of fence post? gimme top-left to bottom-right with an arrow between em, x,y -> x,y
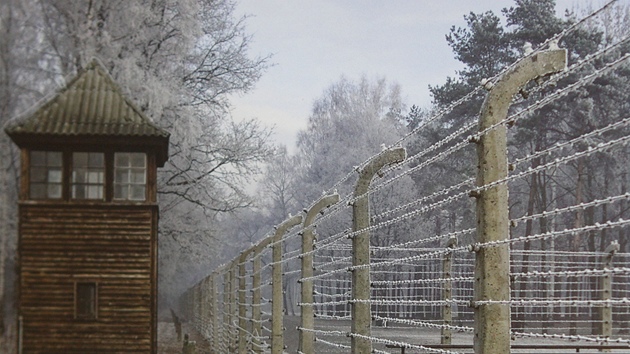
605,240 -> 620,255
213,262 -> 230,276
238,249 -> 249,264
350,147 -> 406,354
303,193 -> 340,227
480,48 -> 567,130
229,257 -> 239,270
274,214 -> 303,240
354,147 -> 407,197
446,236 -> 458,248
253,234 -> 273,252
473,46 -> 567,354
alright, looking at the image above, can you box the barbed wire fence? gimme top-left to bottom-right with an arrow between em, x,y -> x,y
179,1 -> 630,353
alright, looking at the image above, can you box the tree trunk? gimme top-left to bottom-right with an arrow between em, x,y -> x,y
537,170 -> 551,333
514,169 -> 538,332
570,159 -> 585,336
593,171 -> 611,335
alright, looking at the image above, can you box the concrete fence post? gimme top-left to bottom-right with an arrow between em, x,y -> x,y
195,282 -> 203,333
272,215 -> 303,354
197,284 -> 201,329
193,285 -> 199,330
206,274 -> 214,339
201,279 -> 207,334
211,273 -> 219,353
442,236 -> 457,345
351,147 -> 406,354
201,278 -> 207,336
473,47 -> 566,354
230,262 -> 239,353
199,282 -> 205,332
223,269 -> 230,351
247,235 -> 275,352
238,251 -> 250,354
199,279 -> 205,336
195,281 -> 201,333
251,243 -> 264,353
190,286 -> 195,329
299,193 -> 340,354
600,240 -> 619,350
224,262 -> 238,353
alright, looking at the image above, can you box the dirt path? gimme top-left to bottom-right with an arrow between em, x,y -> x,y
158,321 -> 212,354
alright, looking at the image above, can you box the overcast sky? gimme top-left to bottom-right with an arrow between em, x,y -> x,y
229,0 -> 580,152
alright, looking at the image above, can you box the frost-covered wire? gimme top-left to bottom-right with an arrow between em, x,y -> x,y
475,217 -> 630,251
512,116 -> 630,170
511,193 -> 630,228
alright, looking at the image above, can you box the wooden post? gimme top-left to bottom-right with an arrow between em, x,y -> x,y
299,194 -> 340,354
442,237 -> 457,344
272,215 -> 303,354
473,47 -> 566,354
351,148 -> 406,354
600,240 -> 619,351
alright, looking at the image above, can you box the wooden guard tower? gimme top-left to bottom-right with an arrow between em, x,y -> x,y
4,60 -> 169,353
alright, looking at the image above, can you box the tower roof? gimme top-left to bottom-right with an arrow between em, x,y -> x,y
4,59 -> 169,165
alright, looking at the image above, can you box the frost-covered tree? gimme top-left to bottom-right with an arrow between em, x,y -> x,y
29,0 -> 273,212
223,77 -> 417,316
288,76 -> 420,276
0,0 -> 273,324
216,145 -> 299,266
420,0 -> 630,332
419,0 -> 627,244
257,145 -> 299,226
296,75 -> 408,204
0,1 -> 43,347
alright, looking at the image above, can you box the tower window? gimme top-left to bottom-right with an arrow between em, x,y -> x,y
72,152 -> 105,200
29,151 -> 63,199
114,153 -> 147,201
75,282 -> 98,320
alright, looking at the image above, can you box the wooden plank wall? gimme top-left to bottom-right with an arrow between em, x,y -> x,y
18,203 -> 157,353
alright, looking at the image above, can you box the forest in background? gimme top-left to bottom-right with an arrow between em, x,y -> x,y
217,0 -> 630,319
1,0 -> 629,350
